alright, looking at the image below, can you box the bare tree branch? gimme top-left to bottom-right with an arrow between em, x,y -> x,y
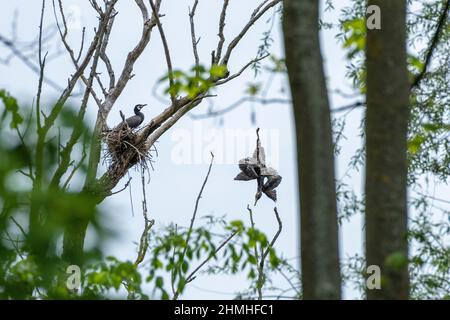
411,0 -> 450,89
215,53 -> 269,85
214,0 -> 230,64
255,207 -> 282,300
189,0 -> 200,73
184,230 -> 238,284
84,0 -> 160,189
49,1 -> 114,188
189,96 -> 290,119
181,152 -> 214,261
221,0 -> 281,65
0,34 -> 65,92
52,0 -> 107,107
150,0 -> 175,102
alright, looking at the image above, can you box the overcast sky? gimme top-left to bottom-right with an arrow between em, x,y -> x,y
0,0 -> 371,299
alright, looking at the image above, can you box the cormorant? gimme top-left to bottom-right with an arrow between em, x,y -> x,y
124,104 -> 147,129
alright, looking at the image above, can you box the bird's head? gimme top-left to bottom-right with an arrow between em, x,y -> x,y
134,104 -> 147,112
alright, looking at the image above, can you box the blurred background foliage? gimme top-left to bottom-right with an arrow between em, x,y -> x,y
0,93 -> 107,298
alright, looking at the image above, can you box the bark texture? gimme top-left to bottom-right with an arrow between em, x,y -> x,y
365,0 -> 410,300
283,0 -> 341,299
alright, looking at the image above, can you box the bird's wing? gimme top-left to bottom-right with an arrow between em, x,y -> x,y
264,189 -> 277,202
261,166 -> 278,176
234,172 -> 256,181
263,175 -> 282,190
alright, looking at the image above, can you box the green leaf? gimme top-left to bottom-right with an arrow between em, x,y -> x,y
246,83 -> 261,96
269,248 -> 280,268
408,135 -> 425,154
181,261 -> 189,274
155,276 -> 164,289
229,220 -> 244,232
0,89 -> 23,128
408,54 -> 424,72
177,277 -> 186,293
248,254 -> 257,265
209,64 -> 228,78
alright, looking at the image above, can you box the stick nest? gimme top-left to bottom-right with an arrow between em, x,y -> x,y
102,125 -> 155,174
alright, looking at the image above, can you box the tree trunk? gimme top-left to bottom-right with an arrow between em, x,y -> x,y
365,0 -> 410,299
283,0 -> 341,299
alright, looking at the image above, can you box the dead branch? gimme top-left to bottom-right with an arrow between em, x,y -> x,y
49,1 -> 114,188
189,0 -> 200,73
0,33 -> 65,92
150,0 -> 175,102
182,152 -> 214,260
52,0 -> 110,107
221,0 -> 281,65
214,0 -> 230,64
250,206 -> 283,300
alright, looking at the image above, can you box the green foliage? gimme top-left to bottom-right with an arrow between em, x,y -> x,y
83,257 -> 146,299
246,83 -> 261,96
0,93 -> 108,299
408,201 -> 450,299
0,89 -> 23,128
159,64 -> 228,98
342,18 -> 365,59
408,134 -> 426,155
144,215 -> 286,299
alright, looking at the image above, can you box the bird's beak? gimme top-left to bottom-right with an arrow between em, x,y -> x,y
142,104 -> 147,107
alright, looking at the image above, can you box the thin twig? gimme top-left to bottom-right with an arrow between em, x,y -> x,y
172,152 -> 215,300
411,0 -> 450,89
150,0 -> 175,102
10,216 -> 27,238
0,34 -> 65,92
214,0 -> 230,64
189,96 -> 290,119
331,101 -> 365,113
180,152 -> 214,261
221,0 -> 282,65
184,230 -> 238,284
189,0 -> 200,73
247,204 -> 263,299
62,150 -> 87,190
110,177 -> 132,195
216,53 -> 270,86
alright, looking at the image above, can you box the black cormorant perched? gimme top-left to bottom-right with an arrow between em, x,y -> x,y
124,104 -> 147,128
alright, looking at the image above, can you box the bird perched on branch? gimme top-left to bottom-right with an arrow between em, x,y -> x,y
122,104 -> 147,129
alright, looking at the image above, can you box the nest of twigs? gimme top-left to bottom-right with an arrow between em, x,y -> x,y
102,124 -> 155,174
